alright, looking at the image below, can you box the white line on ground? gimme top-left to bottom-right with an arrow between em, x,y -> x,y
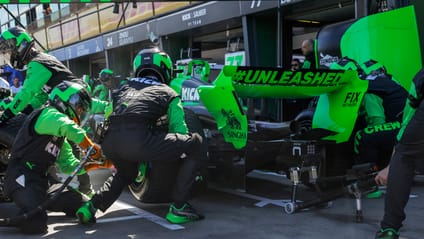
209,186 -> 299,208
113,200 -> 184,230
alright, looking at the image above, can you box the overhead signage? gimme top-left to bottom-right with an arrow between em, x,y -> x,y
49,36 -> 103,61
103,23 -> 148,50
225,51 -> 246,66
65,36 -> 103,60
240,0 -> 278,15
48,48 -> 66,61
155,1 -> 240,36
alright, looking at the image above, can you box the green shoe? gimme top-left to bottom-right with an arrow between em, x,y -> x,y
375,228 -> 399,239
367,189 -> 383,199
76,201 -> 97,224
166,203 -> 204,224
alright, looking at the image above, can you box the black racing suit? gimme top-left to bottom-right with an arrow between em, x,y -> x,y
4,107 -> 87,234
380,68 -> 424,231
2,51 -> 79,118
354,74 -> 408,169
90,77 -> 204,212
2,51 -> 92,195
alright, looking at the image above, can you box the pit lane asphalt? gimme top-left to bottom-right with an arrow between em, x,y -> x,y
0,169 -> 423,239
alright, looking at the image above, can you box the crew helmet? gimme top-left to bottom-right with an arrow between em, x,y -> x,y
330,57 -> 366,79
360,59 -> 386,76
133,48 -> 172,84
0,77 -> 11,99
49,81 -> 92,125
99,68 -> 114,82
0,27 -> 34,69
330,57 -> 360,71
99,68 -> 120,89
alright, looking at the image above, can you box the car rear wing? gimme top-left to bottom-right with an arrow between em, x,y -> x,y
198,66 -> 368,148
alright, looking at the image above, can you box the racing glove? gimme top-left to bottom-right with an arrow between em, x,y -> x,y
79,135 -> 102,161
0,108 -> 15,126
84,159 -> 114,172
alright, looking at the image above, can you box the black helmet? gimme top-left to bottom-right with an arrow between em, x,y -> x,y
0,27 -> 34,69
49,81 -> 92,125
360,59 -> 386,77
0,77 -> 11,99
330,57 -> 366,79
330,57 -> 360,71
132,48 -> 172,84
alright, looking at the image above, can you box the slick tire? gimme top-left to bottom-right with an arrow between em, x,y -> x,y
128,108 -> 207,203
129,160 -> 180,203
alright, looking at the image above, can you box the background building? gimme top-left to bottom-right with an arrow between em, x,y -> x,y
0,0 -> 419,121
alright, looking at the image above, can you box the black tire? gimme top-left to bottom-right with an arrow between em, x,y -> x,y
129,160 -> 181,203
0,114 -> 27,202
128,108 -> 207,203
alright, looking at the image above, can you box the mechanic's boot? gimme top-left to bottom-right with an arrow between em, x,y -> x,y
166,203 -> 204,224
76,201 -> 97,224
375,228 -> 399,239
366,189 -> 383,199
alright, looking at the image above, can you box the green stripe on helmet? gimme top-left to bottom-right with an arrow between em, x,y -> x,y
153,52 -> 172,70
133,55 -> 142,73
330,57 -> 359,70
99,68 -> 114,76
50,81 -> 84,102
1,28 -> 32,47
1,31 -> 16,41
360,60 -> 385,75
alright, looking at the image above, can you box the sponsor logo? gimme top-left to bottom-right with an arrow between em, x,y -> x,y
222,109 -> 241,130
45,141 -> 60,157
232,68 -> 345,87
42,84 -> 52,93
364,121 -> 401,134
222,109 -> 246,139
319,53 -> 339,68
343,91 -> 361,106
129,77 -> 161,85
181,87 -> 200,102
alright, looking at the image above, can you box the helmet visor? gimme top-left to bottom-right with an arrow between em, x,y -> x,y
0,37 -> 14,55
68,93 -> 91,125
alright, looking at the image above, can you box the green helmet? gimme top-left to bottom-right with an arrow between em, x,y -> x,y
133,48 -> 172,84
360,59 -> 386,76
99,68 -> 120,89
99,68 -> 114,81
49,81 -> 92,125
0,27 -> 34,69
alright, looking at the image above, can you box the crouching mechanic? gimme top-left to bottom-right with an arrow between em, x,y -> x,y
0,26 -> 94,196
77,47 -> 205,225
4,81 -> 102,234
354,60 -> 407,169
